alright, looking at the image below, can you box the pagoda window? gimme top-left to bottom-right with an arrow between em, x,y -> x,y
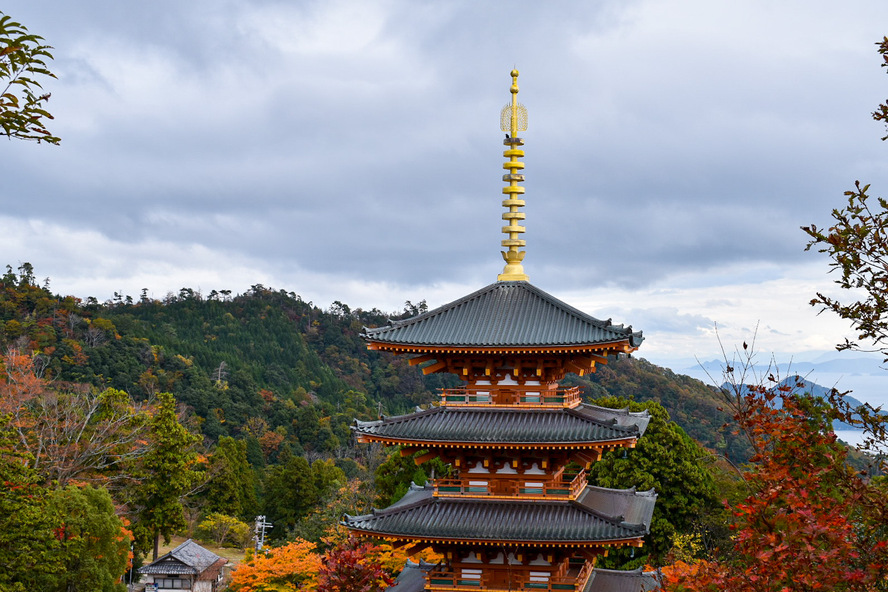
528,554 -> 550,566
467,463 -> 490,474
459,568 -> 483,585
468,380 -> 491,402
529,571 -> 551,586
522,481 -> 544,494
467,480 -> 488,493
526,462 -> 545,475
506,553 -> 521,565
496,463 -> 517,474
462,552 -> 483,564
489,552 -> 505,565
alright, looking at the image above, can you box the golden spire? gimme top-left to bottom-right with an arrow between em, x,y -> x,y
498,69 -> 529,282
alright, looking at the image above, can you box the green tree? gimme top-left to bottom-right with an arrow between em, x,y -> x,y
311,458 -> 347,498
262,449 -> 319,538
131,392 -> 201,560
46,485 -> 131,592
0,417 -> 132,592
293,479 -> 376,545
374,447 -> 449,506
0,418 -> 61,591
588,397 -> 718,568
203,436 -> 257,519
0,11 -> 58,143
196,513 -> 252,549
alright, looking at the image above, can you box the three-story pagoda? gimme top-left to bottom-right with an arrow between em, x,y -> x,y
344,70 -> 657,592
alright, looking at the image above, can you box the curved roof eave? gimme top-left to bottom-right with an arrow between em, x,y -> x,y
362,281 -> 643,350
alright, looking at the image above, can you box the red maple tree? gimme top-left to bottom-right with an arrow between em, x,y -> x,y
660,375 -> 888,591
317,538 -> 394,592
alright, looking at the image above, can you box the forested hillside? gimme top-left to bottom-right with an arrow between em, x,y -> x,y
0,262 -> 757,585
0,263 -> 745,463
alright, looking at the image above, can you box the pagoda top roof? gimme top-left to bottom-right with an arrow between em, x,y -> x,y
343,482 -> 656,544
353,403 -> 650,447
362,281 -> 643,351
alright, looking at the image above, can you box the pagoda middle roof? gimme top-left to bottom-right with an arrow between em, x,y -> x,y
353,403 -> 650,446
362,281 -> 643,350
343,482 -> 656,544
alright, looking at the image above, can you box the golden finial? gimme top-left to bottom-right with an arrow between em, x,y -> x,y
498,69 -> 529,282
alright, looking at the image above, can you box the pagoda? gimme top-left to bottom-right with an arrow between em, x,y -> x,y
344,70 -> 657,592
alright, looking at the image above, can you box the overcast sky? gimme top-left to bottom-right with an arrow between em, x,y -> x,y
3,0 -> 888,378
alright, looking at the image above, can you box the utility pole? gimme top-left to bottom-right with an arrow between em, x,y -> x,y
254,515 -> 272,551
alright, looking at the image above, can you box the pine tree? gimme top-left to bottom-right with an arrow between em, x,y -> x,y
131,392 -> 200,559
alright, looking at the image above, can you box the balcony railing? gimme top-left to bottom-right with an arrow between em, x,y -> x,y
425,561 -> 593,592
440,386 -> 581,408
433,469 -> 586,500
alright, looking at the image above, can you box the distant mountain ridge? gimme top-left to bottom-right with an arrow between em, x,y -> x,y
687,356 -> 887,412
695,357 -> 885,377
713,375 -> 866,432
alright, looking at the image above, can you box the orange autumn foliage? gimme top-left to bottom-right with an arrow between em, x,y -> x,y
230,539 -> 322,592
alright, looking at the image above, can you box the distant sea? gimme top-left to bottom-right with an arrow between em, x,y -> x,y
834,429 -> 867,449
660,354 -> 886,453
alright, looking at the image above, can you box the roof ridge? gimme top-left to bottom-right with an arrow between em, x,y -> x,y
567,406 -> 638,433
361,281 -> 643,349
570,499 -> 647,533
346,485 -> 434,520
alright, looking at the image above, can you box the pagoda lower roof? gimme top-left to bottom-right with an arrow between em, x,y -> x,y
353,403 -> 650,447
385,562 -> 657,592
344,483 -> 655,545
362,281 -> 643,351
586,567 -> 659,592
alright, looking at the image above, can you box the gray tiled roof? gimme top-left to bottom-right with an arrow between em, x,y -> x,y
138,539 -> 223,575
363,281 -> 643,349
577,486 -> 657,528
586,567 -> 659,592
387,560 -> 437,592
343,483 -> 654,543
353,403 -> 650,445
138,561 -> 195,575
581,404 -> 651,436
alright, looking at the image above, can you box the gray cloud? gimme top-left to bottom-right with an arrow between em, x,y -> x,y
2,0 -> 887,332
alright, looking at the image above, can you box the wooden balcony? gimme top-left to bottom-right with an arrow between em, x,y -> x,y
433,469 -> 587,500
425,561 -> 593,592
440,386 -> 581,408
